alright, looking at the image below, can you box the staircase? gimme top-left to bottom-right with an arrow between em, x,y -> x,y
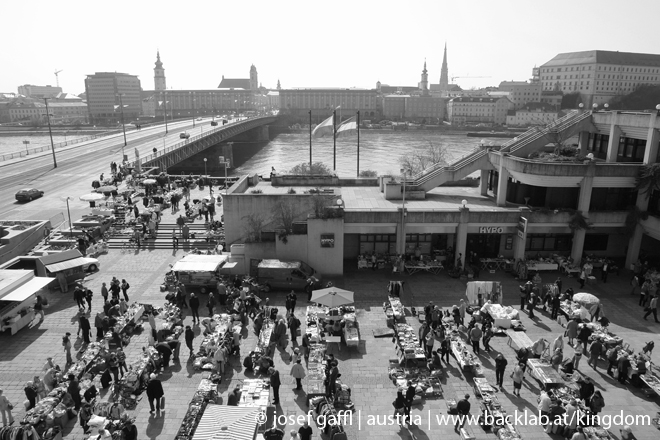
408,110 -> 594,193
106,223 -> 221,250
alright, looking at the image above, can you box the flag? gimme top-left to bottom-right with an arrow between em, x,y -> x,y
311,114 -> 335,138
335,116 -> 357,138
114,105 -> 120,110
134,148 -> 140,159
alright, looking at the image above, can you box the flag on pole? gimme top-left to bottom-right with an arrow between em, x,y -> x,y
335,116 -> 357,138
114,105 -> 120,110
311,114 -> 334,138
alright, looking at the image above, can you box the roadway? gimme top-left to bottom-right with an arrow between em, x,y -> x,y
0,117 -> 242,225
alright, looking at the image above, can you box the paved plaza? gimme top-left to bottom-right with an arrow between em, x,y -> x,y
1,201 -> 660,440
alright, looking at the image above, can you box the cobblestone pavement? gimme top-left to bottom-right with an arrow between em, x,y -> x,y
2,202 -> 660,440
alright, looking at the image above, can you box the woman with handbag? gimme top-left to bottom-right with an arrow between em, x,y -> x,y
0,388 -> 14,427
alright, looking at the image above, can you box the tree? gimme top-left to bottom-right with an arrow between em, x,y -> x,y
242,213 -> 266,243
359,170 -> 378,178
288,161 -> 333,175
272,200 -> 298,243
561,92 -> 582,109
636,163 -> 660,199
399,140 -> 450,175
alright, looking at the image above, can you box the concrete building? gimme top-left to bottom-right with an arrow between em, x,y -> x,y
540,91 -> 563,109
505,102 -> 562,127
84,72 -> 142,125
1,99 -> 46,122
539,50 -> 660,106
279,88 -> 380,120
142,96 -> 156,117
46,101 -> 88,123
498,81 -> 542,109
447,96 -> 514,125
221,109 -> 660,276
382,95 -> 446,122
17,84 -> 62,99
267,91 -> 280,112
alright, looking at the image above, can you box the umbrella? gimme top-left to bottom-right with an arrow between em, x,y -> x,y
310,287 -> 354,307
97,186 -> 116,193
79,193 -> 106,202
572,292 -> 600,308
143,179 -> 157,185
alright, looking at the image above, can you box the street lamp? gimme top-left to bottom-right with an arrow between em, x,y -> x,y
43,98 -> 57,168
116,94 -> 128,159
61,196 -> 73,238
192,95 -> 196,128
400,168 -> 409,255
163,90 -> 169,134
203,158 -> 212,198
220,153 -> 230,196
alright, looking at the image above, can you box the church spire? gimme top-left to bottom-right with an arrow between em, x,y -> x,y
154,50 -> 166,91
420,58 -> 429,96
439,42 -> 449,92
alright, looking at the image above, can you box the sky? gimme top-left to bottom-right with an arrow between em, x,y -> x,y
4,0 -> 660,95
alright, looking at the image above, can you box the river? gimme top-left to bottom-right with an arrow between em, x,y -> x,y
231,130 -> 506,177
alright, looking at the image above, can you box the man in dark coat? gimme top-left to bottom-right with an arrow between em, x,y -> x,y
146,373 -> 164,413
79,314 -> 92,344
185,326 -> 195,356
155,342 -> 173,369
189,293 -> 200,323
288,313 -> 301,345
269,367 -> 281,405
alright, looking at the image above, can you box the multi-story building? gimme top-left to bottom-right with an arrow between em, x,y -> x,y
540,91 -> 563,109
221,109 -> 660,276
84,72 -> 142,125
505,103 -> 562,127
447,96 -> 514,125
539,50 -> 660,106
498,81 -> 542,109
382,95 -> 446,121
1,99 -> 46,122
279,88 -> 380,120
17,84 -> 62,99
46,102 -> 88,123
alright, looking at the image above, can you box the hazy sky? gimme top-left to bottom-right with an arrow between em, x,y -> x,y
4,0 -> 660,95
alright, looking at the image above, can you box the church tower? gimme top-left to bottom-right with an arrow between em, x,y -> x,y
154,51 -> 166,91
276,79 -> 281,90
249,65 -> 258,91
439,43 -> 449,92
420,60 -> 429,96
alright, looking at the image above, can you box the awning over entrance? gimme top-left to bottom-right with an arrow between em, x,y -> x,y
1,277 -> 53,302
344,224 -> 397,234
45,257 -> 88,273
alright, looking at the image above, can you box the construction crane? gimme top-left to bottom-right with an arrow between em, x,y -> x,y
54,69 -> 63,87
450,75 -> 491,83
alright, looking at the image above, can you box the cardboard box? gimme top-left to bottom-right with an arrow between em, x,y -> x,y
460,427 -> 476,440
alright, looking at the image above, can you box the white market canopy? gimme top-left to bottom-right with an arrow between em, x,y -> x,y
311,287 -> 354,307
171,255 -> 228,273
1,277 -> 53,302
192,404 -> 259,440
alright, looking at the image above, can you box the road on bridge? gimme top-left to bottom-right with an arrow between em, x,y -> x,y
0,117 -> 244,225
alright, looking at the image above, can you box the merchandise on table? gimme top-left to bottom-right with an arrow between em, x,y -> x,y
68,342 -> 106,379
238,378 -> 271,408
481,302 -> 519,327
640,373 -> 660,396
451,339 -> 483,375
385,296 -> 405,321
306,344 -> 328,397
155,303 -> 183,331
526,359 -> 565,388
388,366 -> 443,398
174,379 -> 218,440
113,302 -> 145,334
394,323 -> 426,362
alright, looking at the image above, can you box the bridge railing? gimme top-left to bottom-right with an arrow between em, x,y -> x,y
134,116 -> 275,168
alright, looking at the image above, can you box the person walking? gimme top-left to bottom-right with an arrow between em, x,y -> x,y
454,394 -> 471,431
601,261 -> 609,283
63,332 -> 73,365
189,293 -> 200,323
116,348 -> 128,377
0,388 -> 14,427
79,314 -> 92,345
33,295 -> 45,323
84,289 -> 93,312
288,313 -> 301,345
172,229 -> 179,249
606,346 -> 618,376
24,382 -> 38,410
110,281 -> 120,301
290,359 -> 306,391
146,373 -> 164,414
301,332 -> 310,361
298,422 -> 313,440
566,318 -> 579,346
440,336 -> 451,364
644,295 -> 659,322
185,326 -> 195,357
579,270 -> 586,289
495,353 -> 508,388
120,279 -> 130,302
269,367 -> 281,405
482,324 -> 493,352
206,293 -> 216,317
100,282 -> 108,303
528,291 -> 537,319
588,339 -> 603,370
469,324 -> 482,355
425,331 -> 435,358
392,390 -> 407,426
418,322 -> 430,348
512,362 -> 525,397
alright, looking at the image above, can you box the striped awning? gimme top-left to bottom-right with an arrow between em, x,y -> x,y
44,257 -> 88,273
192,405 -> 259,440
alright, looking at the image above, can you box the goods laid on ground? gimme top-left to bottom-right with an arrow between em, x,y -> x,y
306,305 -> 360,347
387,364 -> 443,398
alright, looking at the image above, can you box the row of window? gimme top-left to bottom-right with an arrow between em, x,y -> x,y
542,66 -> 660,73
525,234 -> 608,251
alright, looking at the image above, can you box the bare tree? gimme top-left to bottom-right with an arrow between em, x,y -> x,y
272,200 -> 298,242
289,162 -> 333,175
399,140 -> 450,175
242,213 -> 266,243
310,192 -> 334,218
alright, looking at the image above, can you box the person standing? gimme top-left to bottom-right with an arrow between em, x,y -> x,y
74,286 -> 86,310
588,339 -> 603,370
120,279 -> 130,302
63,332 -> 73,365
425,331 -> 435,358
469,324 -> 482,355
155,342 -> 173,369
601,261 -> 609,283
579,270 -> 586,289
392,391 -> 407,426
146,373 -> 164,414
56,271 -> 68,292
24,382 -> 38,410
512,362 -> 525,397
172,229 -> 179,249
33,295 -> 45,323
418,322 -> 430,348
189,293 -> 200,323
269,367 -> 281,404
328,361 -> 339,397
206,293 -> 216,317
185,326 -> 195,357
101,282 -> 108,303
0,388 -> 14,427
288,313 -> 301,345
551,292 -> 561,320
458,300 -> 467,325
440,336 -> 451,364
538,390 -> 552,426
606,347 -> 619,376
79,314 -> 92,345
109,281 -> 120,301
116,348 -> 128,377
85,289 -> 93,312
618,353 -> 631,384
644,295 -> 659,322
454,394 -> 471,431
528,291 -> 537,319
67,374 -> 82,410
298,422 -> 313,440
301,332 -> 310,361
495,353 -> 508,388
566,318 -> 578,346
290,359 -> 306,391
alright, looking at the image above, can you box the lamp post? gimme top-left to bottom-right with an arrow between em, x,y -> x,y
192,95 -> 196,128
43,98 -> 57,168
203,158 -> 212,198
62,196 -> 73,238
116,94 -> 128,159
220,154 -> 230,196
163,90 -> 169,134
400,168 -> 409,255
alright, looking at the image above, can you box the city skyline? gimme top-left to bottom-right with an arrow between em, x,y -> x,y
4,0 -> 660,95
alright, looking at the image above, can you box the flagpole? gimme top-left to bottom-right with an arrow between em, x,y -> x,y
357,111 -> 360,177
309,110 -> 312,172
333,109 -> 336,171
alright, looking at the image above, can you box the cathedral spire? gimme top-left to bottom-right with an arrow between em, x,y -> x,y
154,50 -> 166,91
439,42 -> 449,92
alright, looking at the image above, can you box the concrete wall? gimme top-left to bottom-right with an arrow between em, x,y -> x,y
307,218 -> 344,275
272,176 -> 338,187
168,142 -> 235,175
0,220 -> 51,265
275,235 -> 308,262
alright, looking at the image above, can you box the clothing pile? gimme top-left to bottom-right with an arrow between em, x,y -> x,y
0,426 -> 40,439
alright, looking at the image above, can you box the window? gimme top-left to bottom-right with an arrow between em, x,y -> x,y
583,234 -> 609,251
525,234 -> 572,251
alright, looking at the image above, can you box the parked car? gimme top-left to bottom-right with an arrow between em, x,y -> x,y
211,121 -> 218,126
197,117 -> 203,121
15,188 -> 44,202
81,257 -> 100,272
179,132 -> 190,139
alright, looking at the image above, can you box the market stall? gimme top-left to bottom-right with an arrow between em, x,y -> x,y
394,323 -> 426,365
526,259 -> 559,271
465,281 -> 503,306
0,270 -> 52,335
67,342 -> 107,379
171,254 -> 229,294
451,338 -> 483,375
22,388 -> 72,437
474,377 -> 521,440
237,378 -> 271,410
572,293 -> 601,320
191,404 -> 260,440
481,302 -> 519,329
174,379 -> 220,440
526,358 -> 565,389
113,302 -> 145,335
385,296 -> 405,324
305,343 -> 328,400
506,329 -> 534,351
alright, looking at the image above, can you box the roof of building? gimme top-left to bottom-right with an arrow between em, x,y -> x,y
47,101 -> 87,107
516,102 -> 557,112
54,92 -> 83,101
450,97 -> 501,103
499,81 -> 530,87
217,78 -> 251,89
380,85 -> 419,93
281,87 -> 374,91
542,50 -> 660,68
488,91 -> 511,97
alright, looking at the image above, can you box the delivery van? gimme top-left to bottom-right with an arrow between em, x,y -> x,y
256,259 -> 322,292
